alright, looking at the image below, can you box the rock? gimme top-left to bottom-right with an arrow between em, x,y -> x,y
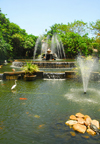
84,115 -> 91,120
65,120 -> 78,126
73,123 -> 86,133
77,117 -> 85,125
66,113 -> 100,136
70,131 -> 76,136
84,117 -> 92,126
70,115 -> 77,120
87,128 -> 96,136
89,123 -> 100,135
91,120 -> 99,129
75,113 -> 84,118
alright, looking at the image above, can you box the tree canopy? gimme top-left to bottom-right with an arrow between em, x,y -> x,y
0,9 -> 100,62
0,9 -> 37,62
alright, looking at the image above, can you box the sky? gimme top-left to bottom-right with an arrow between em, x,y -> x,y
0,0 -> 100,36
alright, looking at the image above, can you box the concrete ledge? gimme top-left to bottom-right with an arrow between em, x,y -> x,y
35,71 -> 44,79
1,71 -> 100,81
3,71 -> 25,80
3,71 -> 44,80
65,71 -> 77,79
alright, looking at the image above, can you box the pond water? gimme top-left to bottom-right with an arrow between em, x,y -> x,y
0,63 -> 21,73
0,78 -> 100,144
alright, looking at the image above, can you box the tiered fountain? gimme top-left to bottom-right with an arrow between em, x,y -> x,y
33,34 -> 72,79
33,34 -> 66,60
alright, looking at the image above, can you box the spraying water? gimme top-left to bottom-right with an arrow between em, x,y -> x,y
33,34 -> 65,60
77,56 -> 97,94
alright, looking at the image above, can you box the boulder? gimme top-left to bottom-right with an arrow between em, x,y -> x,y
70,115 -> 77,120
84,115 -> 91,120
73,123 -> 86,133
91,120 -> 99,129
87,128 -> 96,136
84,117 -> 92,126
75,113 -> 84,118
77,117 -> 85,125
65,120 -> 78,126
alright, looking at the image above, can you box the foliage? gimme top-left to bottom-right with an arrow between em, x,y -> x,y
0,9 -> 100,60
90,20 -> 100,57
0,9 -> 37,60
22,62 -> 39,75
61,32 -> 93,58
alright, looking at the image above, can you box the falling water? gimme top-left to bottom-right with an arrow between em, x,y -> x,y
51,34 -> 66,59
33,34 -> 65,60
77,56 -> 97,94
33,36 -> 41,60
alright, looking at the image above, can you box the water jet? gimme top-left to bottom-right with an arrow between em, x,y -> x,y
33,34 -> 65,60
77,56 -> 98,94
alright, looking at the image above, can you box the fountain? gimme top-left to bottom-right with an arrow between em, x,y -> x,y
33,34 -> 66,60
77,56 -> 98,94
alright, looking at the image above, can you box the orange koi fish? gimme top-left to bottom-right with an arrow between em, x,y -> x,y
19,98 -> 27,100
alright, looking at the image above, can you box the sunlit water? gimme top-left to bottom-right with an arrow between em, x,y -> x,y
0,79 -> 100,144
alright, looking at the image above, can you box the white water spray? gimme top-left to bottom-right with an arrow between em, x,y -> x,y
33,34 -> 65,60
77,56 -> 97,94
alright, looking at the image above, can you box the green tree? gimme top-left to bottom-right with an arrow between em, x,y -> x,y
0,34 -> 12,61
61,32 -> 93,58
90,20 -> 100,56
23,34 -> 37,58
11,33 -> 25,58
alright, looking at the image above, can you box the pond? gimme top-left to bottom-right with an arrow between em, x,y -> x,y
0,78 -> 100,144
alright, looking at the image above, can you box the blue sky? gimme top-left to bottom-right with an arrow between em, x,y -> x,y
0,0 -> 100,36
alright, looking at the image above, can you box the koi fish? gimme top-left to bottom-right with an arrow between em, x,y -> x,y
19,98 -> 27,100
39,124 -> 44,128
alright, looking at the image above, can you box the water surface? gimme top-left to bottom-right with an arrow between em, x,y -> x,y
0,79 -> 100,144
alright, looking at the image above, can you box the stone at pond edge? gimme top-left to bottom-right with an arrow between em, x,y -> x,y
84,117 -> 92,126
75,113 -> 85,118
91,119 -> 99,129
73,123 -> 86,134
65,120 -> 78,126
76,117 -> 85,125
87,128 -> 96,136
84,115 -> 91,120
70,115 -> 77,120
